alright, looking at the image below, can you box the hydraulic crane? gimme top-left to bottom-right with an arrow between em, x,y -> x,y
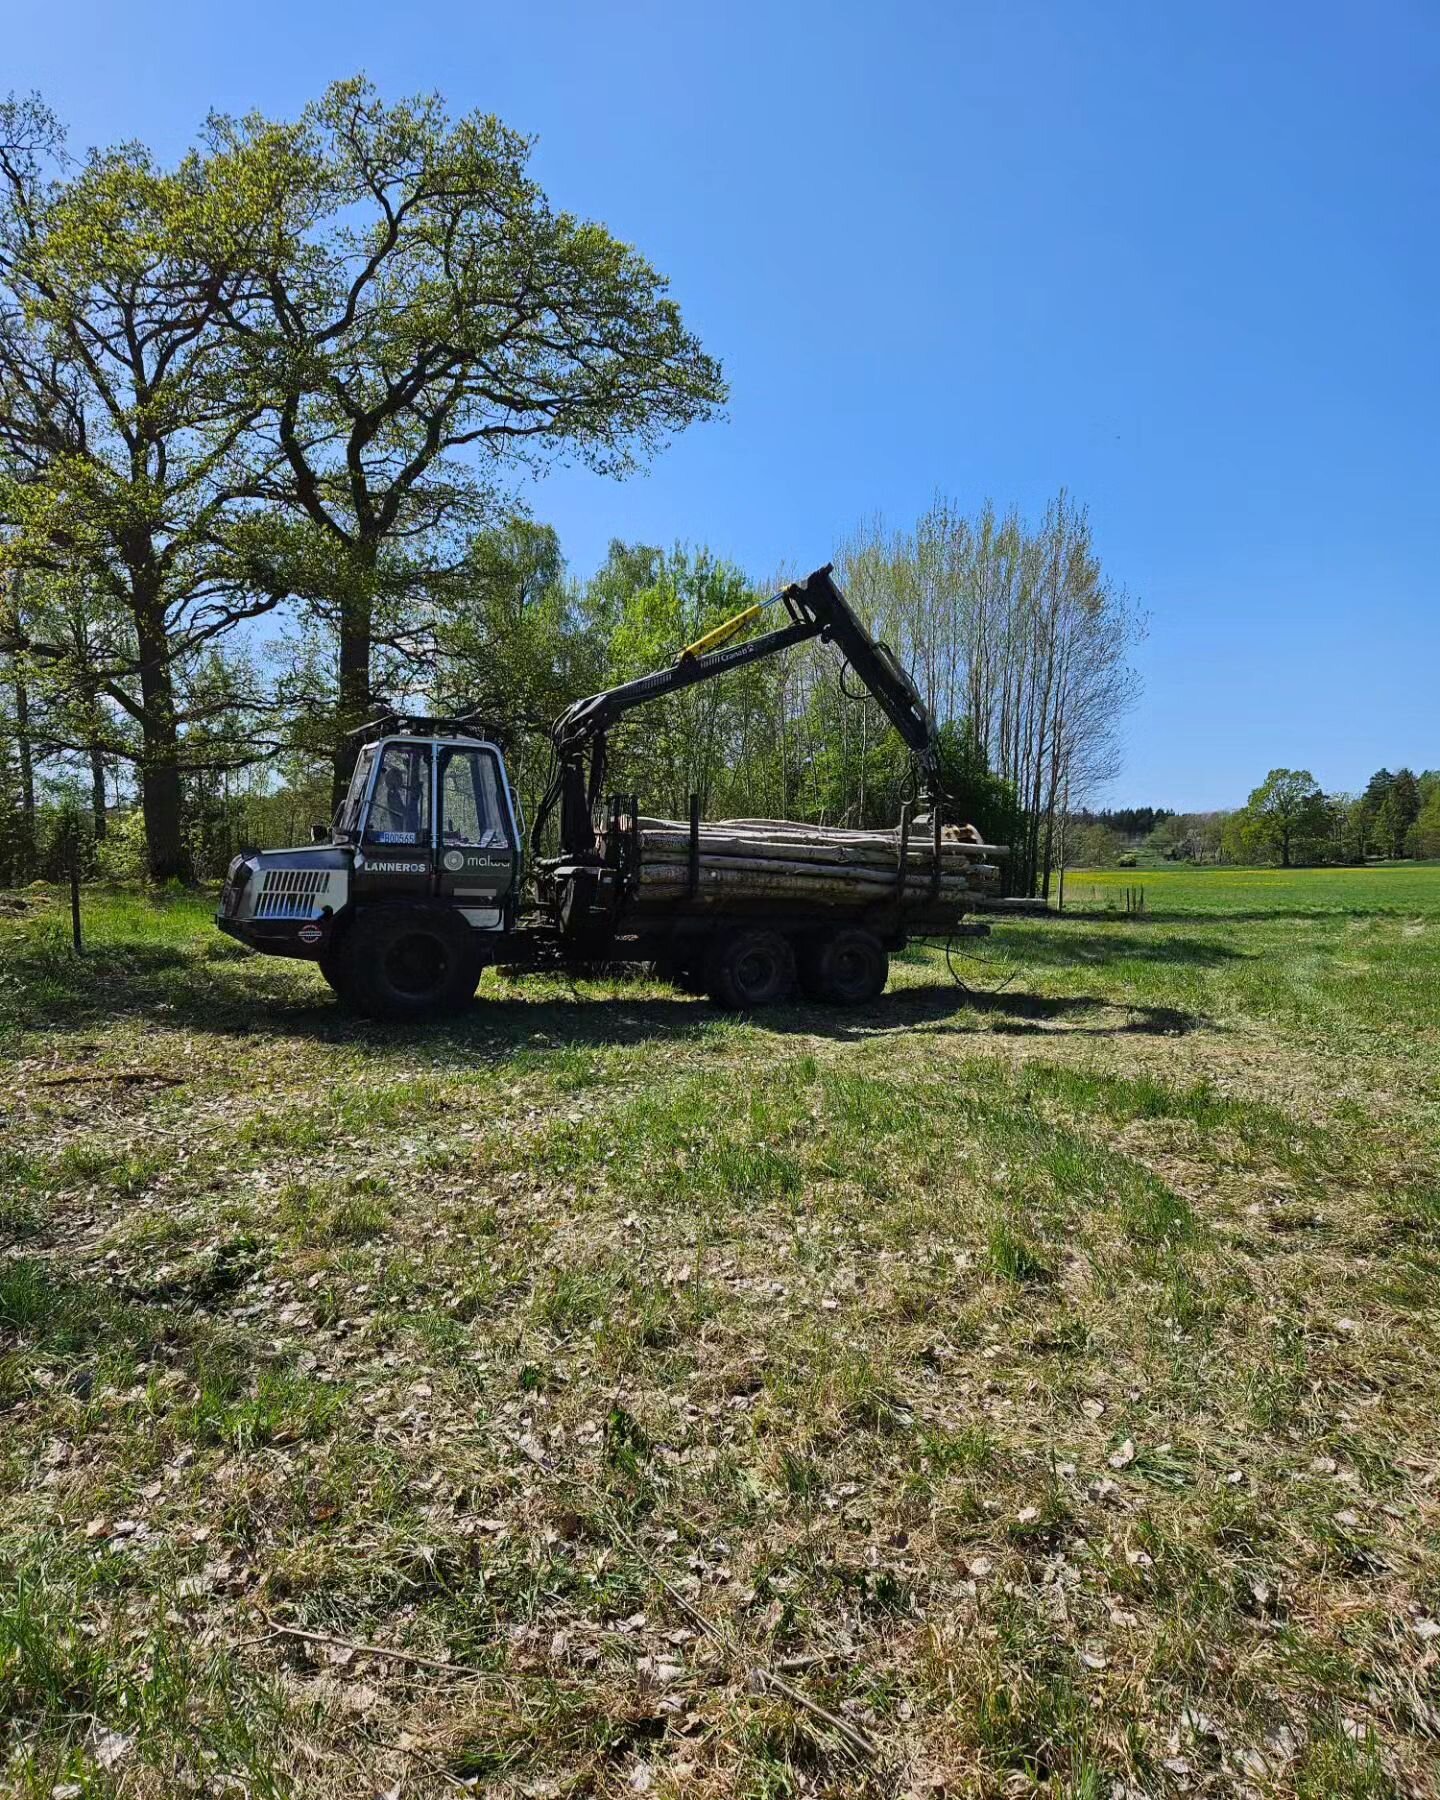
539,564 -> 941,858
217,563 -> 997,1019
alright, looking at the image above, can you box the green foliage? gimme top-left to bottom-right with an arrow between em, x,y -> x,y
563,539 -> 1028,840
1378,767 -> 1421,858
0,98 -> 286,879
200,78 -> 725,795
1351,766 -> 1423,861
1068,821 -> 1125,869
2,77 -> 725,861
933,721 -> 1022,847
839,494 -> 1143,886
4,86 -> 1136,885
1234,768 -> 1329,867
1412,783 -> 1440,859
598,545 -> 777,818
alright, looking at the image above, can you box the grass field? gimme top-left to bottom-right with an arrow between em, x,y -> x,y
3,868 -> 1440,1798
1065,862 -> 1440,920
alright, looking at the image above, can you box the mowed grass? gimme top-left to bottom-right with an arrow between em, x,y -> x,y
3,877 -> 1440,1797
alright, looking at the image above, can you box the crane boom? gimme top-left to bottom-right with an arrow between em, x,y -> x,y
542,564 -> 940,856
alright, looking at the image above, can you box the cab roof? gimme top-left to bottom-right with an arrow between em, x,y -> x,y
348,711 -> 502,746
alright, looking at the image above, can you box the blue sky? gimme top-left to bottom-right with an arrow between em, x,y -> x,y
9,0 -> 1438,808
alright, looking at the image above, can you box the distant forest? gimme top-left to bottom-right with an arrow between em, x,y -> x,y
1068,768 -> 1440,868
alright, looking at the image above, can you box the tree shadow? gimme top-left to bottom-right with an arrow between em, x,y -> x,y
989,924 -> 1248,968
800,983 -> 1202,1041
1114,907 -> 1426,925
1049,903 -> 1438,926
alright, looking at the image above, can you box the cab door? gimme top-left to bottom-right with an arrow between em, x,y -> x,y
354,740 -> 436,901
434,744 -> 519,928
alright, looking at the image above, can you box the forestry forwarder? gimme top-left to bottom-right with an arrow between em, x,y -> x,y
217,564 -> 999,1018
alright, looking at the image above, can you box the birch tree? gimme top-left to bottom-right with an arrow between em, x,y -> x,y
831,494 -> 1141,886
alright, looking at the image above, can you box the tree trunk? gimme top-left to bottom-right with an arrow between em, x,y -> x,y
90,742 -> 108,840
133,589 -> 190,883
14,660 -> 36,879
332,551 -> 376,810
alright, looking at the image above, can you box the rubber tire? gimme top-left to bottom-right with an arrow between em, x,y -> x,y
657,953 -> 707,995
674,965 -> 708,995
706,928 -> 796,1011
329,907 -> 483,1020
798,928 -> 889,1005
317,949 -> 344,996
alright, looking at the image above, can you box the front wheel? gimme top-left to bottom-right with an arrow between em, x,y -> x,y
798,928 -> 889,1005
329,908 -> 484,1020
317,947 -> 344,996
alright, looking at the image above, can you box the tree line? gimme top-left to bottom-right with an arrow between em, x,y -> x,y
1066,768 -> 1440,869
1216,766 -> 1440,866
0,82 -> 1142,893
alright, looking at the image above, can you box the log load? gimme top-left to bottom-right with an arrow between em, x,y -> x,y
614,815 -> 1005,915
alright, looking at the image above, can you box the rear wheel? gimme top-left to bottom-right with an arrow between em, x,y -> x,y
798,928 -> 889,1005
706,928 -> 796,1010
330,908 -> 484,1020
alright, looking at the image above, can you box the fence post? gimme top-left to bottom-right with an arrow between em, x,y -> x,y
70,849 -> 83,954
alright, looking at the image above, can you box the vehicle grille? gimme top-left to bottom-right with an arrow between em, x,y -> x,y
254,868 -> 336,920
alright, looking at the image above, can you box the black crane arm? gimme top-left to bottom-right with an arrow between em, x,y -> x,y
542,564 -> 940,856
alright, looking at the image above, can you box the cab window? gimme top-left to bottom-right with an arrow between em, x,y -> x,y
336,745 -> 376,836
364,743 -> 431,845
439,747 -> 509,847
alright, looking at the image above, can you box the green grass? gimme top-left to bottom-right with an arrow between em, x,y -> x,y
1068,858 -> 1440,916
3,876 -> 1440,1797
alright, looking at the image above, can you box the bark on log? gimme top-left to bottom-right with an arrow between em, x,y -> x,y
637,824 -> 993,860
635,817 -> 1011,858
636,854 -> 992,890
632,886 -> 980,911
637,853 -> 993,889
633,864 -> 986,904
639,855 -> 996,885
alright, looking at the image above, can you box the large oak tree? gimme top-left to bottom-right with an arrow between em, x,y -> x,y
0,97 -> 287,878
206,79 -> 726,801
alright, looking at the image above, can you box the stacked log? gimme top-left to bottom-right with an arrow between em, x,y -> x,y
622,816 -> 1004,912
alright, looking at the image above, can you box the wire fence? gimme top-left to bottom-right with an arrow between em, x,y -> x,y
1059,882 -> 1147,917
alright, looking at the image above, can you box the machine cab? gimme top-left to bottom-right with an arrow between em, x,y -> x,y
336,728 -> 522,927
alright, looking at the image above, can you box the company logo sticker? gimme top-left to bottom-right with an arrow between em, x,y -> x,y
297,922 -> 323,945
443,849 -> 466,871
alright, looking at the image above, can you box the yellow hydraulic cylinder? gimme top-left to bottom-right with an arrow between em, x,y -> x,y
677,592 -> 782,663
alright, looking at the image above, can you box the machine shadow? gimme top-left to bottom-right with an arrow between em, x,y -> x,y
13,936 -> 1209,1054
362,980 -> 1204,1053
